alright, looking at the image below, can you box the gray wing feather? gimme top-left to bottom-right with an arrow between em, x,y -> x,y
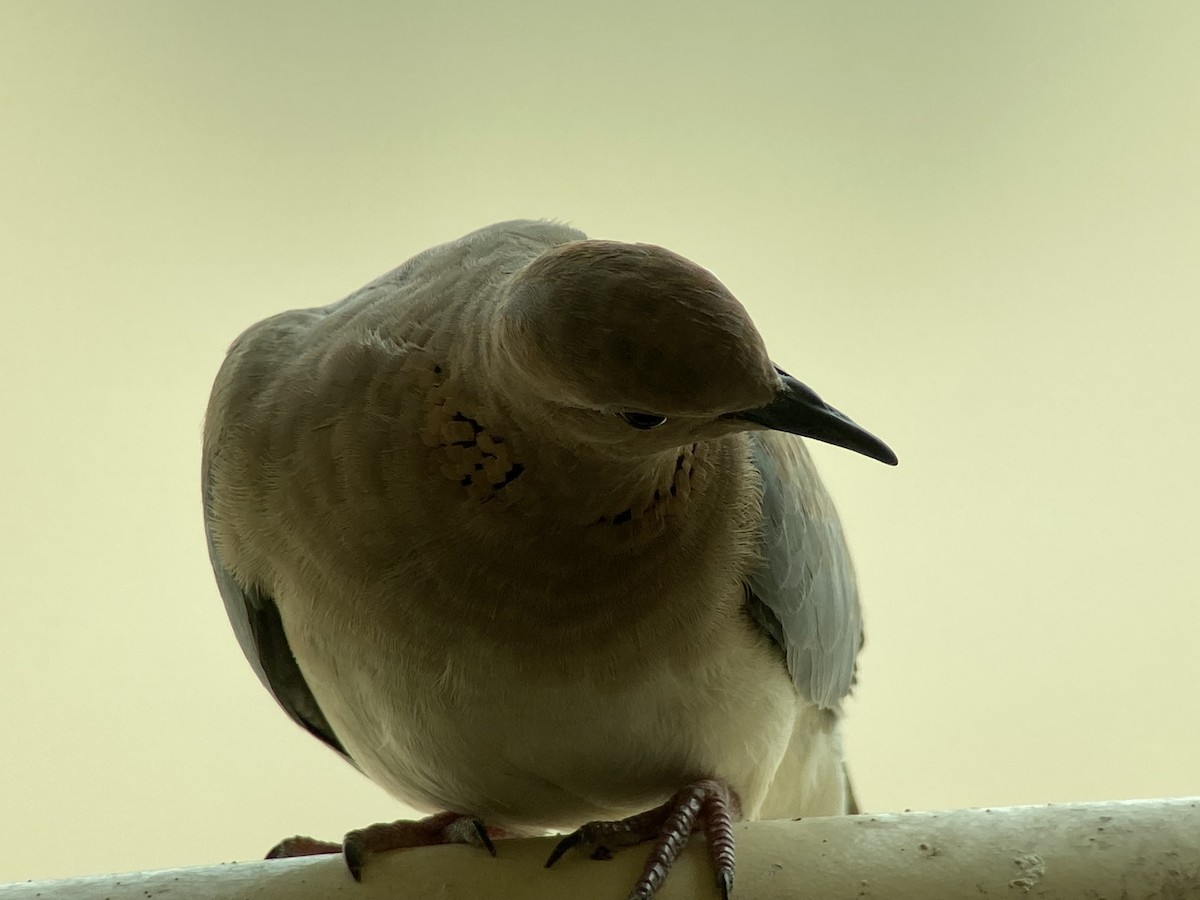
202,464 -> 351,762
745,430 -> 863,710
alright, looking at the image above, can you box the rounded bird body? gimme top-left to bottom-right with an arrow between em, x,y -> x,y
203,220 -> 895,888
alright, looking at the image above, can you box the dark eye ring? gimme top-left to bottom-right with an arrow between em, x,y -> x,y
619,411 -> 668,430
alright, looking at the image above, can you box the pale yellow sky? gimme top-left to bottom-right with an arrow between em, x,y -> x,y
2,0 -> 1197,884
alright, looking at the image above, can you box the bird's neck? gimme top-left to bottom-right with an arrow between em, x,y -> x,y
403,343 -> 761,638
409,429 -> 761,674
514,438 -> 708,534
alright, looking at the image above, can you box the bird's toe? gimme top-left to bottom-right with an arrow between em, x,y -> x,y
339,810 -> 502,881
546,778 -> 740,900
265,835 -> 342,859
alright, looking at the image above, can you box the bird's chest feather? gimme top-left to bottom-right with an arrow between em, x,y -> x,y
288,573 -> 799,828
265,351 -> 795,824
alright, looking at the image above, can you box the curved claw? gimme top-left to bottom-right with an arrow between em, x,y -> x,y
716,866 -> 733,900
545,829 -> 585,868
342,834 -> 368,882
472,818 -> 498,857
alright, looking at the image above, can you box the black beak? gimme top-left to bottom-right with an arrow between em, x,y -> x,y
728,369 -> 898,465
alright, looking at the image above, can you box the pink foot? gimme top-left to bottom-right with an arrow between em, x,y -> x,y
267,810 -> 502,881
546,778 -> 740,900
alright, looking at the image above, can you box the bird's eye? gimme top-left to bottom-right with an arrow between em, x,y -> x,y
619,411 -> 668,430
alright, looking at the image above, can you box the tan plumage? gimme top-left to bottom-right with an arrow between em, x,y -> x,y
202,220 -> 894,847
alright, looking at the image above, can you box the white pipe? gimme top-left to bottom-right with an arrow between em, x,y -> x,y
2,798 -> 1196,899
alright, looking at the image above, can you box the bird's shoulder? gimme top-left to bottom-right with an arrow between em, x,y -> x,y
204,220 -> 579,442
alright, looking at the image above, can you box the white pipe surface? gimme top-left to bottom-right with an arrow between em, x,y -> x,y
2,798 -> 1196,899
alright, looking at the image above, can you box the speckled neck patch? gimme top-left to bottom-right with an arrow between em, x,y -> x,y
425,402 -> 524,502
595,443 -> 698,526
398,323 -> 698,514
407,335 -> 525,503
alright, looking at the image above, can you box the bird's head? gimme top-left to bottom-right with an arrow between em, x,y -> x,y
494,239 -> 896,465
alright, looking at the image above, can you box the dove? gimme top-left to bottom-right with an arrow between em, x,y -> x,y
202,220 -> 896,899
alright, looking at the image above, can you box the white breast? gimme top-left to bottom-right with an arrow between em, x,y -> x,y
287,582 -> 801,829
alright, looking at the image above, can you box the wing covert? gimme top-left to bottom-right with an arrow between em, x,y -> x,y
744,430 -> 864,710
202,465 -> 351,762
